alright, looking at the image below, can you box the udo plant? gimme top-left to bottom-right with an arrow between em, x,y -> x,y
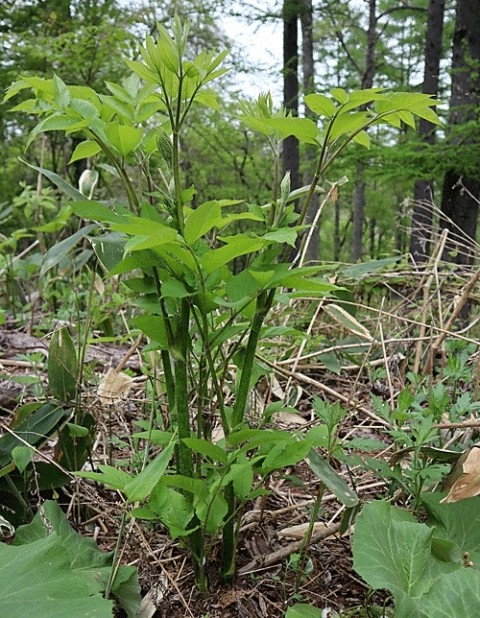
5,17 -> 441,590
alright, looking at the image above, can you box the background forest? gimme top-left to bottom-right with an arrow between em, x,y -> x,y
1,1 -> 480,618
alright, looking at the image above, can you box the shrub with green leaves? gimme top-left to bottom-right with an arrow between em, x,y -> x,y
5,16 -> 441,590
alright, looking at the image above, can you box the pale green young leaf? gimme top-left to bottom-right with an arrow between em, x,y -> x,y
304,93 -> 336,117
200,235 -> 265,274
25,114 -> 85,149
70,97 -> 100,120
8,98 -> 38,113
100,95 -> 134,122
154,25 -> 179,73
105,81 -> 134,104
331,87 -> 348,103
104,121 -> 142,156
69,140 -> 102,164
329,111 -> 370,141
73,201 -> 122,223
194,89 -> 219,110
262,439 -> 312,473
53,74 -> 70,109
397,109 -> 416,129
263,228 -> 298,247
262,117 -> 318,144
125,59 -> 159,85
162,475 -> 210,501
184,200 -> 222,244
195,491 -> 228,534
226,462 -> 254,498
3,78 -> 31,102
352,130 -> 371,148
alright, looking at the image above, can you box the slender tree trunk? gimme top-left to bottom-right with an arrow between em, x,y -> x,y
410,0 -> 445,264
300,0 -> 319,262
440,0 -> 480,267
352,0 -> 376,261
283,0 -> 300,192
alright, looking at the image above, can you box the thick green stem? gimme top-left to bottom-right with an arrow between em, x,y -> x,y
173,300 -> 192,475
231,290 -> 272,427
222,291 -> 274,581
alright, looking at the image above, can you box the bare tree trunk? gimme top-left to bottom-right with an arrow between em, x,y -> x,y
283,0 -> 300,192
440,0 -> 480,267
410,0 -> 445,264
300,0 -> 319,262
351,0 -> 376,261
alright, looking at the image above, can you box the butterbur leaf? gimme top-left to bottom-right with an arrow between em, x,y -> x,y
285,605 -> 323,618
0,500 -> 140,617
353,500 -> 433,598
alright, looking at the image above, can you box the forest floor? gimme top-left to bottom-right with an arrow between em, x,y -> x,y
1,265 -> 478,617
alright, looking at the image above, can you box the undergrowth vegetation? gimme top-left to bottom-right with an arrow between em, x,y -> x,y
1,17 -> 480,618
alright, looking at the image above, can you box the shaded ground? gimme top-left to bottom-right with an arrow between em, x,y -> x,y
1,291 -> 476,618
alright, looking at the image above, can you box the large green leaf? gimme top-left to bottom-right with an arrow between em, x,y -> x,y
0,501 -> 140,617
353,501 -> 434,598
262,117 -> 318,143
407,569 -> 480,618
422,493 -> 480,565
0,536 -> 113,618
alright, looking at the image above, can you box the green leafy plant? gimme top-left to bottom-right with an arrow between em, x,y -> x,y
6,16 -> 441,590
352,494 -> 480,617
